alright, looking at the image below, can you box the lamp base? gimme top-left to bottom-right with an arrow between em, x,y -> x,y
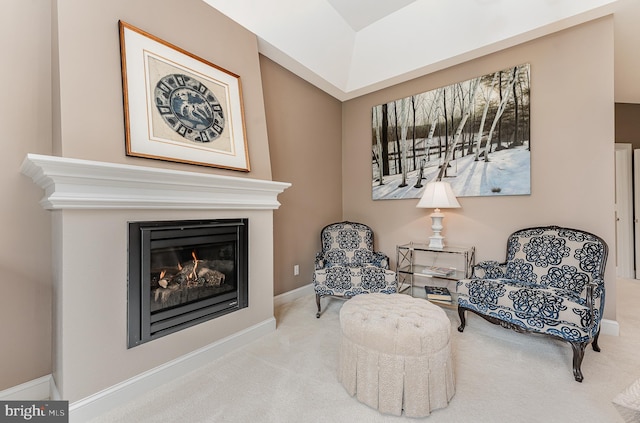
428,234 -> 445,250
429,208 -> 446,249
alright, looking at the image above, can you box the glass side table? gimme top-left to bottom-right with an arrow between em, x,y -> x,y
396,243 -> 475,304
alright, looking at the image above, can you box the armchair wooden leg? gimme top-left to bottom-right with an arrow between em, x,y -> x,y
592,328 -> 601,352
570,341 -> 587,382
457,307 -> 466,332
316,294 -> 321,318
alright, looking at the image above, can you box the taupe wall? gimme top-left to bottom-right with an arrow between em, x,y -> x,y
260,56 -> 343,295
615,103 -> 640,149
54,0 -> 272,180
615,0 -> 640,103
342,17 -> 617,319
0,0 -> 53,391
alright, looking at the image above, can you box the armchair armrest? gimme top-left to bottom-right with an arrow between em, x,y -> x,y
585,278 -> 605,320
570,278 -> 605,339
314,252 -> 325,270
371,252 -> 390,269
472,260 -> 507,278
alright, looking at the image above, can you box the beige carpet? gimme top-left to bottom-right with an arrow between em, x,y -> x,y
89,279 -> 640,422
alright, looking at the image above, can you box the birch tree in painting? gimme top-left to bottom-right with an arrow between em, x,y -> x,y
482,66 -> 519,161
414,88 -> 443,188
372,105 -> 384,185
424,89 -> 444,161
474,72 -> 500,161
411,95 -> 418,170
397,97 -> 411,187
436,77 -> 481,180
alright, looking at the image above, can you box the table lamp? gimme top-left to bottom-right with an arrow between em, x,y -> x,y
416,181 -> 461,249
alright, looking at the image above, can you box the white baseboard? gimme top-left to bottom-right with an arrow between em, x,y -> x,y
274,283 -> 313,308
601,318 -> 619,336
0,375 -> 51,401
50,375 -> 61,401
68,317 -> 276,422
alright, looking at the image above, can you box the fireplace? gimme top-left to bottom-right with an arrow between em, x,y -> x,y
128,218 -> 248,348
22,154 -> 290,402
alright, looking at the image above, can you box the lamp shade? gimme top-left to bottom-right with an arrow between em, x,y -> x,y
416,181 -> 461,209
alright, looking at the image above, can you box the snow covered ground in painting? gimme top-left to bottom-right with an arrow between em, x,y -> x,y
372,144 -> 530,200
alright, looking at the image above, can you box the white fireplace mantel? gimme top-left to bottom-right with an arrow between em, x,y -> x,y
21,154 -> 291,210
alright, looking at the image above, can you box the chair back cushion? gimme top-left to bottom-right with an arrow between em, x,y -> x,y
505,226 -> 607,295
321,221 -> 374,266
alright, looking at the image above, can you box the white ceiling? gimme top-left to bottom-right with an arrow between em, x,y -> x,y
325,0 -> 419,31
203,0 -> 619,101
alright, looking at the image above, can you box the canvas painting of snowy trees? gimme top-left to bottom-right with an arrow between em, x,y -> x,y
372,63 -> 530,200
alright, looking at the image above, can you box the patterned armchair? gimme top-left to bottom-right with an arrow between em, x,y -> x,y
313,221 -> 397,318
456,226 -> 608,382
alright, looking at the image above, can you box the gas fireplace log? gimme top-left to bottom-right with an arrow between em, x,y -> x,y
149,258 -> 234,305
154,285 -> 179,303
171,260 -> 226,288
154,260 -> 228,290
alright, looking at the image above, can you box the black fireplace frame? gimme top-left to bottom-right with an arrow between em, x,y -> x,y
128,218 -> 248,348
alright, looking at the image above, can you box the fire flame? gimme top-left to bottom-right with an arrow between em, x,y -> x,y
159,251 -> 201,287
158,269 -> 168,288
191,251 -> 198,279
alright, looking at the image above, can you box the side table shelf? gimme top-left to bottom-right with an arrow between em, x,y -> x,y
396,243 -> 475,305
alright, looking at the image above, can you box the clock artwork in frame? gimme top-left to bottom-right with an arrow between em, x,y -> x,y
154,73 -> 225,143
119,21 -> 250,171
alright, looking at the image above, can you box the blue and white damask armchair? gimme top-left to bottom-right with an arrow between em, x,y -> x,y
313,221 -> 397,318
456,226 -> 608,382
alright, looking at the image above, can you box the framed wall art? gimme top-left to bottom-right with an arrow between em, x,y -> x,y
119,21 -> 250,171
372,63 -> 530,200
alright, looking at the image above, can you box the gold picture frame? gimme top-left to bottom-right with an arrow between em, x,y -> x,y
119,21 -> 250,171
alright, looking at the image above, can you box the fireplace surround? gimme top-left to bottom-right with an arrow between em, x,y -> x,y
128,218 -> 248,347
21,154 -> 290,407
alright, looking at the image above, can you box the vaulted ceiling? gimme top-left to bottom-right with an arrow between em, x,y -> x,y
203,0 -> 619,101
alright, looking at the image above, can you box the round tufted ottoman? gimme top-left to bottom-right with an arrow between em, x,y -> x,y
338,293 -> 455,417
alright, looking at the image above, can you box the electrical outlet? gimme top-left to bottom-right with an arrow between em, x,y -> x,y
294,264 -> 300,276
